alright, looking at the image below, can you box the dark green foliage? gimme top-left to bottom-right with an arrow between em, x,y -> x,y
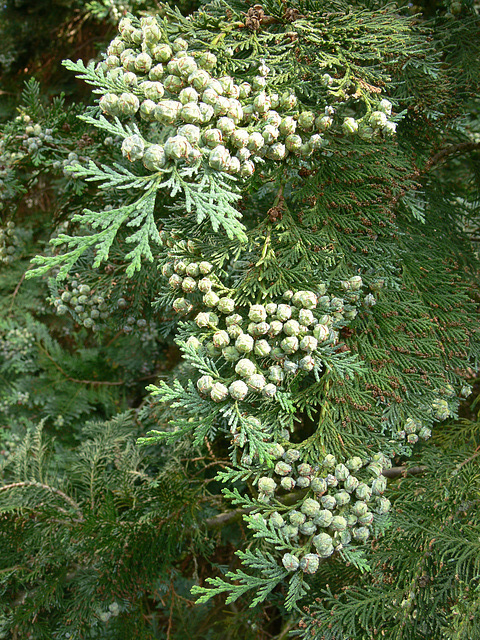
297,418 -> 480,640
0,416 -> 215,638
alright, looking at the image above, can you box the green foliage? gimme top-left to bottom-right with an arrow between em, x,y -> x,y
0,0 -> 479,637
0,416 -> 215,638
297,418 -> 480,640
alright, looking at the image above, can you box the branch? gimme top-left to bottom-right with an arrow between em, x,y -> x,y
8,272 -> 26,315
35,342 -> 158,387
382,465 -> 427,479
424,141 -> 480,172
37,342 -> 125,386
454,445 -> 480,473
0,481 -> 84,520
205,488 -> 308,529
393,141 -> 480,206
206,464 -> 434,527
205,506 -> 250,529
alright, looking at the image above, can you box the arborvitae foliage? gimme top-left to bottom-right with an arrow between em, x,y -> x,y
298,417 -> 480,640
0,0 -> 479,638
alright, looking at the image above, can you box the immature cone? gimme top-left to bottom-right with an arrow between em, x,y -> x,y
172,298 -> 192,314
178,124 -> 201,145
270,512 -> 285,528
311,477 -> 327,494
298,355 -> 315,371
269,443 -> 285,459
140,100 -> 157,121
99,93 -> 119,115
313,532 -> 334,557
335,464 -> 350,482
135,52 -> 152,73
181,277 -> 197,293
195,312 -> 210,328
289,510 -> 306,527
197,375 -> 214,394
204,291 -> 220,307
254,340 -> 271,357
235,358 -> 256,378
235,334 -> 254,353
346,456 -> 363,472
209,145 -> 231,171
299,521 -> 317,536
301,498 -> 321,518
262,383 -> 277,398
344,475 -> 359,493
321,495 -> 336,510
223,346 -> 241,362
155,100 -> 181,124
117,93 -> 140,116
217,297 -> 236,314
258,477 -> 277,495
212,330 -> 230,349
246,373 -> 266,392
283,448 -> 301,463
353,527 -> 370,543
229,380 -> 249,400
280,336 -> 299,354
228,324 -> 243,339
198,278 -> 213,293
314,509 -> 333,528
199,261 -> 214,275
285,134 -> 302,153
165,135 -> 191,161
343,117 -> 359,134
300,554 -> 320,574
281,476 -> 296,491
210,382 -> 229,402
282,553 -> 299,571
274,461 -> 292,476
268,365 -> 284,384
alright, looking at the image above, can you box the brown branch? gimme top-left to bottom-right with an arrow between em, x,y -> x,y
382,465 -> 427,479
205,506 -> 251,529
454,445 -> 480,472
8,272 -> 26,314
166,581 -> 174,640
392,141 -> 480,206
35,343 -> 162,387
275,620 -> 296,640
424,141 -> 480,173
0,481 -> 84,520
37,342 -> 125,386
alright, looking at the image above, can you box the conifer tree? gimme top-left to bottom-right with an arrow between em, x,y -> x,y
0,0 -> 479,638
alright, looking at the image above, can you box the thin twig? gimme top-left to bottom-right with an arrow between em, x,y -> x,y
8,272 -> 26,314
166,581 -> 174,640
204,489 -> 308,529
393,141 -> 480,206
275,620 -> 296,640
454,445 -> 480,472
424,141 -> 480,172
37,342 -> 125,386
0,481 -> 84,520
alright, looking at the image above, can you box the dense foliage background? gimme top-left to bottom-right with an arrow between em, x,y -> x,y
0,0 -> 479,639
